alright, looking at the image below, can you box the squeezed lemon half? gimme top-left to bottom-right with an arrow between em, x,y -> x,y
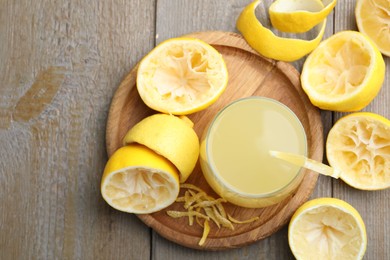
301,31 -> 385,112
327,112 -> 390,190
289,198 -> 367,260
355,0 -> 390,57
101,144 -> 180,214
136,37 -> 228,115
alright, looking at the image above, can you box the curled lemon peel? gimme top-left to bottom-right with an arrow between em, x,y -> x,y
167,183 -> 259,246
198,220 -> 210,246
236,0 -> 326,61
269,0 -> 337,33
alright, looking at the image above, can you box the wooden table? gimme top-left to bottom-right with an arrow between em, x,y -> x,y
1,0 -> 388,259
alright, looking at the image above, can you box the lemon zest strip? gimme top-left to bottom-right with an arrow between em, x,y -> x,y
198,220 -> 210,246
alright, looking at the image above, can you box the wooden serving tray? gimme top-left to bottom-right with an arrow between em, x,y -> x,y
106,31 -> 323,250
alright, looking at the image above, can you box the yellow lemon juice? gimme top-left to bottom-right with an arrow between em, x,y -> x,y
200,97 -> 307,208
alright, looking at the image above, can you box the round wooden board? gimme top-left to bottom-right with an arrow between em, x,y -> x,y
106,31 -> 323,250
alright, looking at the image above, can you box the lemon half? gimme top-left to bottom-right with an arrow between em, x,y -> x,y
136,37 -> 228,115
327,112 -> 390,190
101,144 -> 180,214
301,31 -> 385,112
289,198 -> 367,260
356,0 -> 390,57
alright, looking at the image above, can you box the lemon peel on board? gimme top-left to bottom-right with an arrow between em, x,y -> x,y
123,114 -> 199,183
101,144 -> 180,214
167,183 -> 259,246
136,37 -> 228,115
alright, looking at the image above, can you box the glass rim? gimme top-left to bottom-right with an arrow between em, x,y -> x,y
204,96 -> 308,199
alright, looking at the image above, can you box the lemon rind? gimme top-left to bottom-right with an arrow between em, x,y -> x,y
269,0 -> 337,33
123,114 -> 200,183
236,0 -> 326,62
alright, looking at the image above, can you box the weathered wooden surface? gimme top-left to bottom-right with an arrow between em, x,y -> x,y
0,0 -> 388,259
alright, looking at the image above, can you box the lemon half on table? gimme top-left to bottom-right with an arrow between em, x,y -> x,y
301,31 -> 385,112
136,37 -> 228,115
269,0 -> 337,33
356,0 -> 390,57
289,198 -> 367,260
327,112 -> 390,190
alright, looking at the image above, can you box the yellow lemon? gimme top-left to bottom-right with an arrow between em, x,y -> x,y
356,0 -> 390,57
289,198 -> 367,260
269,0 -> 337,33
326,112 -> 390,190
136,37 -> 228,115
236,0 -> 326,61
301,31 -> 385,111
123,113 -> 199,183
101,144 -> 180,214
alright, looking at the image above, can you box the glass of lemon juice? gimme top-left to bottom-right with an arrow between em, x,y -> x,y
200,97 -> 307,208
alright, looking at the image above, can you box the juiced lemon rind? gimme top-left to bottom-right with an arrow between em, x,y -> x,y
236,0 -> 326,62
269,0 -> 337,33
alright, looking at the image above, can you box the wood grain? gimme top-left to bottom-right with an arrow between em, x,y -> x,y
0,0 -> 389,259
0,0 -> 156,259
